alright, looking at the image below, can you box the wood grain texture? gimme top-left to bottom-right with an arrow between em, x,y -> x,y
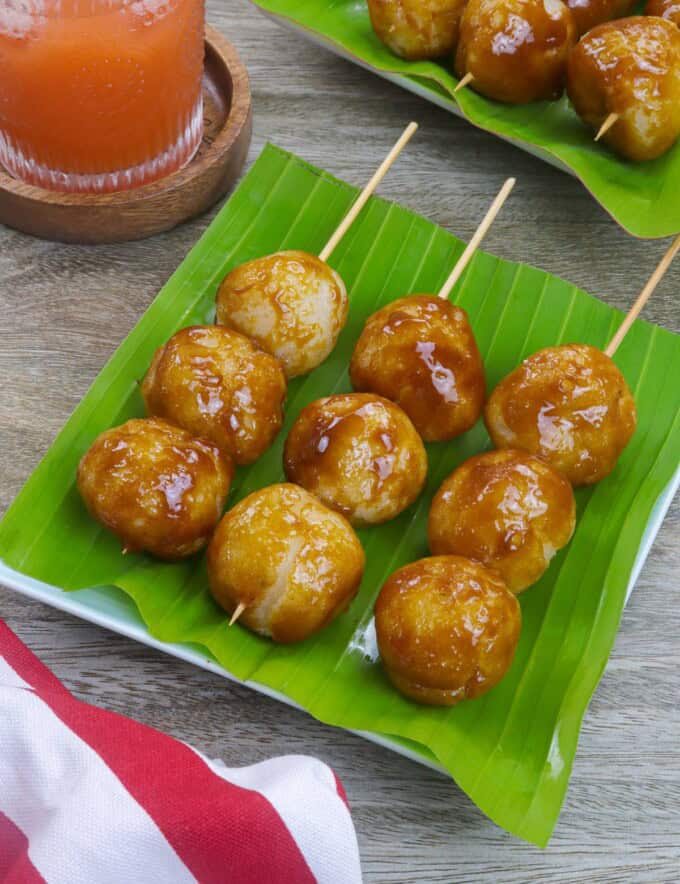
0,2 -> 679,880
0,28 -> 252,244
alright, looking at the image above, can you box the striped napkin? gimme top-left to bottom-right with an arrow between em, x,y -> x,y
0,619 -> 362,883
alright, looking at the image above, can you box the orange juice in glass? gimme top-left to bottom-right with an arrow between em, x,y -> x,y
0,0 -> 205,193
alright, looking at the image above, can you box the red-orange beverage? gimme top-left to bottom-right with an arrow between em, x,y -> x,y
0,0 -> 205,192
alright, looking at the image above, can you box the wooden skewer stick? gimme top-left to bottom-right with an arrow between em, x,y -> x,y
437,177 -> 516,301
605,233 -> 680,358
229,601 -> 247,627
595,112 -> 619,142
318,121 -> 418,262
454,72 -> 474,95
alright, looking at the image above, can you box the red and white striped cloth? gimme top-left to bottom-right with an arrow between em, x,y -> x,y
0,620 -> 362,883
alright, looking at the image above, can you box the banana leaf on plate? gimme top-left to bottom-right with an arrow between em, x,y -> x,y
1,145 -> 679,846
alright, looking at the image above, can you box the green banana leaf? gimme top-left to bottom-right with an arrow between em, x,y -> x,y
250,0 -> 680,240
1,144 -> 679,846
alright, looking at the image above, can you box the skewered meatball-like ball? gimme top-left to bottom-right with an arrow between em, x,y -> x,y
349,295 -> 485,442
367,0 -> 467,60
375,556 -> 521,706
216,251 -> 348,379
142,325 -> 287,466
77,418 -> 233,560
567,17 -> 680,162
428,449 -> 576,593
564,0 -> 636,37
485,344 -> 637,486
455,0 -> 577,104
284,393 -> 427,526
207,484 -> 365,643
645,0 -> 680,27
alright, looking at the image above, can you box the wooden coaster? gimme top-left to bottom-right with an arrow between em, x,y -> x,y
0,26 -> 252,244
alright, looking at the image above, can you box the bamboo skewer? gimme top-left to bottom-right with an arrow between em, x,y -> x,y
595,112 -> 619,142
454,72 -> 474,95
437,177 -> 516,301
318,121 -> 418,262
229,601 -> 247,627
605,233 -> 680,358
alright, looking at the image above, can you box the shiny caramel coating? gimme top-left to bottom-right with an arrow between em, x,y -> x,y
141,325 -> 287,467
284,393 -> 427,526
207,484 -> 365,643
375,556 -> 521,706
77,418 -> 233,560
646,0 -> 680,27
567,17 -> 680,162
215,251 -> 348,379
455,0 -> 576,104
367,0 -> 467,60
485,344 -> 637,486
349,295 -> 485,442
565,0 -> 636,36
428,449 -> 576,593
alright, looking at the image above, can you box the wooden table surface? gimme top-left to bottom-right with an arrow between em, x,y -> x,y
1,3 -> 679,881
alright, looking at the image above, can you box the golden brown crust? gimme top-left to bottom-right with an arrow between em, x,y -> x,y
375,556 -> 521,706
284,393 -> 427,526
485,344 -> 637,485
567,17 -> 680,162
455,0 -> 576,103
428,449 -> 576,592
645,0 -> 680,26
564,0 -> 636,36
215,251 -> 348,379
77,417 -> 232,560
349,294 -> 485,442
367,0 -> 467,59
141,325 -> 286,466
207,484 -> 365,643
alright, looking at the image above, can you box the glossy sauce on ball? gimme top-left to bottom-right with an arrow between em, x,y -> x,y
77,417 -> 232,560
216,250 -> 348,379
207,484 -> 365,643
142,325 -> 287,466
284,393 -> 427,526
349,295 -> 485,442
375,556 -> 521,706
428,449 -> 576,592
367,0 -> 467,59
567,17 -> 680,162
485,344 -> 637,485
455,0 -> 576,103
645,0 -> 680,26
565,0 -> 636,36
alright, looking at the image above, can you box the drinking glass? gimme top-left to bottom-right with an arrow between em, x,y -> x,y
0,0 -> 205,193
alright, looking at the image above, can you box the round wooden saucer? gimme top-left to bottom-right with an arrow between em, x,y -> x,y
0,27 -> 252,244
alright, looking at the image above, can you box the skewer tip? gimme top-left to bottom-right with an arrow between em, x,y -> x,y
229,601 -> 247,627
454,72 -> 474,95
595,112 -> 618,142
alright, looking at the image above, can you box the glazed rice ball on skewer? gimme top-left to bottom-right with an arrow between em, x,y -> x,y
142,325 -> 286,466
367,0 -> 468,60
429,449 -> 576,592
284,393 -> 428,526
454,0 -> 577,104
77,417 -> 232,560
375,556 -> 521,706
485,343 -> 637,485
207,484 -> 365,643
216,250 -> 348,379
215,123 -> 418,379
350,179 -> 514,442
567,17 -> 680,161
